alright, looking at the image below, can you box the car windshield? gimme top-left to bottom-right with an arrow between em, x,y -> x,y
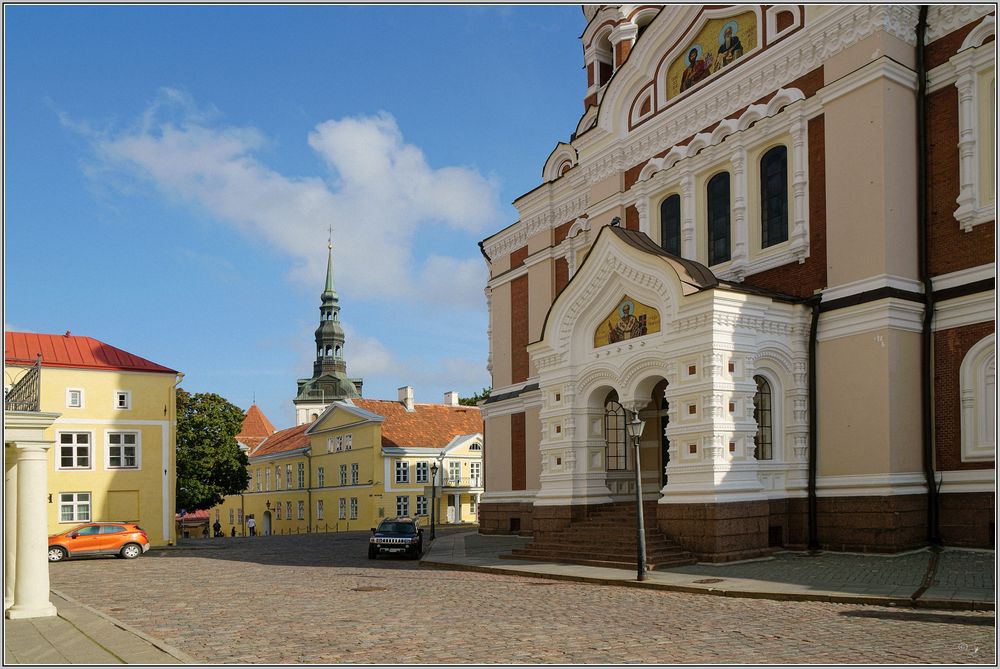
378,522 -> 416,534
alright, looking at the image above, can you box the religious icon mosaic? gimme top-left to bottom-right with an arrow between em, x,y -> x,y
665,11 -> 757,99
595,295 -> 661,347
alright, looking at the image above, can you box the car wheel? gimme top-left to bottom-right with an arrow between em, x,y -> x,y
368,546 -> 377,560
120,543 -> 142,559
48,547 -> 67,562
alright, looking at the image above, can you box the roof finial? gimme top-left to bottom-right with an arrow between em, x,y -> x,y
324,227 -> 337,297
328,224 -> 333,251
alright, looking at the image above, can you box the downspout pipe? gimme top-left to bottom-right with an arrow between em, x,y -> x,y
916,4 -> 941,546
807,296 -> 821,551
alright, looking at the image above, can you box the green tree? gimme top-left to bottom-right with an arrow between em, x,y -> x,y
175,389 -> 249,512
459,387 -> 491,406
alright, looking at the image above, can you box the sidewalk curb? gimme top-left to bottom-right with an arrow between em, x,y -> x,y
419,559 -> 995,612
51,589 -> 197,664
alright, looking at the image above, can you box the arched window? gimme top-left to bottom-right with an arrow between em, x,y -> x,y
660,194 -> 681,255
753,375 -> 773,460
335,346 -> 342,358
707,172 -> 731,265
604,391 -> 627,471
961,334 -> 996,462
760,146 -> 788,248
325,345 -> 332,357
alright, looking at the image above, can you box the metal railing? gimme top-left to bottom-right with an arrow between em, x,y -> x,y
4,356 -> 41,412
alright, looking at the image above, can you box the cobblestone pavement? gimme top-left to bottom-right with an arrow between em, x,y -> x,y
49,532 -> 995,665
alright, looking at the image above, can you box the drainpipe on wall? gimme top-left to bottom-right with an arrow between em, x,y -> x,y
807,296 -> 821,551
916,4 -> 941,546
306,451 -> 313,532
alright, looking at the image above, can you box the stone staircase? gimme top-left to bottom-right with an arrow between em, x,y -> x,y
501,502 -> 696,571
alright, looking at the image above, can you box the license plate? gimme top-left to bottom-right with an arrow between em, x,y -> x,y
386,547 -> 404,552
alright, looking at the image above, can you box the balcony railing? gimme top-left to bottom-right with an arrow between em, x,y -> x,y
440,475 -> 483,489
4,356 -> 41,413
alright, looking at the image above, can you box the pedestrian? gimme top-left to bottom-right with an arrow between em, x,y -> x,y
231,526 -> 237,537
213,519 -> 222,537
247,516 -> 256,536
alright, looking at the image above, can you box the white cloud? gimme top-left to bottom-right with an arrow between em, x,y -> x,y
77,89 -> 501,309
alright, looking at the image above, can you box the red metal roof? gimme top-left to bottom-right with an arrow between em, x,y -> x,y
250,422 -> 311,457
352,399 -> 483,449
4,331 -> 177,374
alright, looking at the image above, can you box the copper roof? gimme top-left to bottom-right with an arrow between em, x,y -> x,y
351,399 -> 483,449
5,331 -> 177,373
250,423 -> 311,458
238,404 -> 276,451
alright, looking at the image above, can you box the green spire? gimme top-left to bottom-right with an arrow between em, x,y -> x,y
324,227 -> 337,299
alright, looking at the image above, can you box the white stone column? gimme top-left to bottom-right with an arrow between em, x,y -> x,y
7,441 -> 57,619
729,145 -> 749,279
4,448 -> 17,610
680,172 -> 697,260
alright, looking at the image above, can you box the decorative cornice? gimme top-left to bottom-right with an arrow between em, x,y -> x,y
926,4 -> 994,43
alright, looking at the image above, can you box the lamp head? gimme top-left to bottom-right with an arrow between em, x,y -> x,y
626,411 -> 646,439
430,462 -> 439,475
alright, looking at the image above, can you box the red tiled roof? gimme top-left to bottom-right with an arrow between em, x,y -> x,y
238,404 -> 276,450
250,422 -> 311,458
351,399 -> 483,449
4,331 -> 177,374
176,509 -> 209,523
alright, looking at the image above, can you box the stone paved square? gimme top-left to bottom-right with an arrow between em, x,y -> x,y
46,531 -> 995,665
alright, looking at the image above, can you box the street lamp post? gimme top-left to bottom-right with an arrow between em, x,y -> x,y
626,410 -> 648,581
430,462 -> 439,540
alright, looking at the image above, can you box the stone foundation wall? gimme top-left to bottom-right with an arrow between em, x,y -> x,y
530,504 -> 594,543
939,491 -> 995,548
656,500 -> 773,562
478,502 -> 534,536
814,494 -> 927,553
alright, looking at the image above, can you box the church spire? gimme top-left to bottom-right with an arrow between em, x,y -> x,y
292,230 -> 362,425
324,225 -> 337,299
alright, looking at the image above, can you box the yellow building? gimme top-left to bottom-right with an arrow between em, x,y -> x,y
213,388 -> 483,536
5,331 -> 181,547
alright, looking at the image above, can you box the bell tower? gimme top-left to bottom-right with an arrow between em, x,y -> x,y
293,231 -> 363,425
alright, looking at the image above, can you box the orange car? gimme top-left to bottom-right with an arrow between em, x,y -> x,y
48,522 -> 150,562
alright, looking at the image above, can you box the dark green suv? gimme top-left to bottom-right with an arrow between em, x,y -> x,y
368,517 -> 423,559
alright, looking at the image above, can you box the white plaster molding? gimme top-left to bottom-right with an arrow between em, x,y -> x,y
950,29 -> 996,232
479,490 -> 537,505
817,56 -> 919,106
938,468 -> 996,494
930,263 -> 995,292
821,274 -> 924,303
926,5 -> 995,43
934,291 -> 996,332
816,299 -> 925,342
960,333 -> 995,463
814,472 -> 928,497
765,5 -> 801,43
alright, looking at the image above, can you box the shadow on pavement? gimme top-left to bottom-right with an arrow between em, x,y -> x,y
838,609 -> 995,626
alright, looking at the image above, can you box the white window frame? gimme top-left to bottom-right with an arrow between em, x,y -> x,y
105,431 -> 141,470
229,508 -> 235,525
57,431 -> 93,471
416,495 -> 428,516
339,464 -> 347,486
470,462 -> 482,487
113,390 -> 131,410
396,496 -> 409,517
350,498 -> 358,519
350,463 -> 359,485
66,388 -> 84,409
961,334 -> 996,462
318,467 -> 325,487
395,460 -> 409,484
297,462 -> 305,489
448,461 -> 461,484
297,501 -> 305,520
416,461 -> 429,483
286,464 -> 292,488
265,467 -> 271,491
59,492 -> 91,523
345,434 -> 352,450
327,438 -> 335,454
336,436 -> 343,452
338,498 -> 346,520
317,499 -> 324,520
469,443 -> 482,451
276,502 -> 282,520
285,501 -> 292,520
470,496 -> 477,516
275,464 -> 282,490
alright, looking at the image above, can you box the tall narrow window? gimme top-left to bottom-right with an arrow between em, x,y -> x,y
753,375 -> 773,460
604,392 -> 627,471
707,172 -> 731,265
760,146 -> 788,248
660,194 -> 681,255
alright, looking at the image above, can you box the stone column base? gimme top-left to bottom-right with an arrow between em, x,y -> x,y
657,500 -> 773,562
479,502 -> 534,536
6,602 -> 57,619
815,494 -> 927,552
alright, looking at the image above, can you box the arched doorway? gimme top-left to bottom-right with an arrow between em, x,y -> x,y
262,510 -> 272,536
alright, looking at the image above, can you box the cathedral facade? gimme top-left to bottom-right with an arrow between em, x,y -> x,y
479,5 -> 995,560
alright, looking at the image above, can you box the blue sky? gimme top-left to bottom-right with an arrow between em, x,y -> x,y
4,5 -> 585,427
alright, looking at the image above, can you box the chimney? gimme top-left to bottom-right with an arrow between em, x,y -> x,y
397,385 -> 415,412
444,391 -> 460,407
